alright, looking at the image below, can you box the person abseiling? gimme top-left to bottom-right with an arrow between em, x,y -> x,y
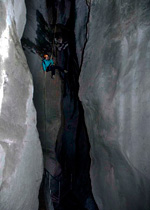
42,54 -> 67,79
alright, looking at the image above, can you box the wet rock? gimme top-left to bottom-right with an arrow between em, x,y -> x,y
75,0 -> 88,66
79,0 -> 150,209
22,0 -> 62,164
0,1 -> 43,210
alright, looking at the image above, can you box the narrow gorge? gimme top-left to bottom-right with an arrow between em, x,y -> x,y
0,1 -> 150,210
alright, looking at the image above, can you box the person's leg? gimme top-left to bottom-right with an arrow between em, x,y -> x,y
55,65 -> 68,75
46,65 -> 50,72
54,65 -> 64,72
54,65 -> 66,79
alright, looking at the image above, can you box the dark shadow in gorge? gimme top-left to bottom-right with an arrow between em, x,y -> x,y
21,0 -> 98,209
51,1 -> 98,209
22,10 -> 54,56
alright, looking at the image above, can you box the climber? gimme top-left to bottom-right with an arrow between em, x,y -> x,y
42,54 -> 67,79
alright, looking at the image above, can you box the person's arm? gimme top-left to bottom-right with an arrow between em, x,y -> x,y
50,59 -> 54,66
42,60 -> 47,71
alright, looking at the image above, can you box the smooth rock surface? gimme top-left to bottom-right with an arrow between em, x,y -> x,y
79,1 -> 150,209
0,0 -> 43,210
55,0 -> 71,25
75,0 -> 88,66
22,1 -> 63,209
23,0 -> 62,167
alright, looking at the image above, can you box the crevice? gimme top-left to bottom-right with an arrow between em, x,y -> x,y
21,0 -> 98,209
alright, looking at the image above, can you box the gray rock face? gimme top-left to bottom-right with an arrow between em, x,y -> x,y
75,0 -> 88,66
55,0 -> 71,25
79,1 -> 150,209
14,0 -> 26,39
0,1 -> 43,210
22,0 -> 64,209
23,0 -> 62,170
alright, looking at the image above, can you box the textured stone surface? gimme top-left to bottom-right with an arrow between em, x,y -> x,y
0,0 -> 43,210
55,0 -> 71,25
14,0 -> 26,39
79,0 -> 150,209
22,1 -> 63,209
75,0 -> 88,66
23,0 -> 62,168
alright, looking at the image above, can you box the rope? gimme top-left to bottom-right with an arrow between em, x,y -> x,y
44,71 -> 47,153
44,25 -> 56,154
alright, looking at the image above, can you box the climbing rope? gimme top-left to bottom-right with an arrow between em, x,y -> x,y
43,24 -> 57,153
44,70 -> 47,153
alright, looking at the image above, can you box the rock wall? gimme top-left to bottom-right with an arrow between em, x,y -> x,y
0,0 -> 43,210
22,0 -> 62,163
75,0 -> 88,66
22,1 -> 62,208
79,0 -> 150,210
